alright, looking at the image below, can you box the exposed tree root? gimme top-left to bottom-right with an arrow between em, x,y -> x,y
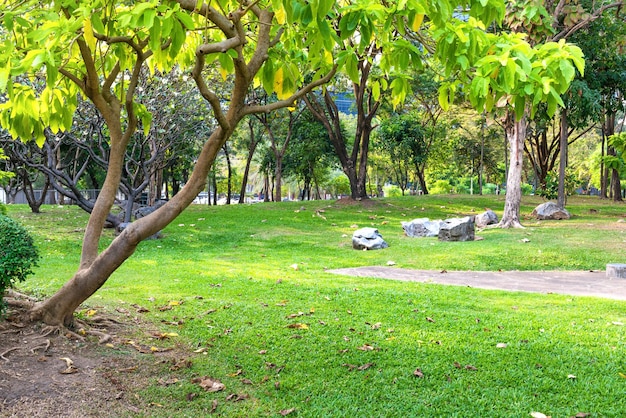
4,297 -> 35,310
0,347 -> 20,362
30,339 -> 51,354
5,289 -> 39,302
86,329 -> 113,344
87,315 -> 123,326
497,220 -> 525,229
41,325 -> 85,341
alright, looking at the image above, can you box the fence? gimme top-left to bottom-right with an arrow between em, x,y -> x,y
0,189 -> 125,205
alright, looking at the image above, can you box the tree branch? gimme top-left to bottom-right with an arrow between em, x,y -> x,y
242,65 -> 337,115
552,1 -> 625,41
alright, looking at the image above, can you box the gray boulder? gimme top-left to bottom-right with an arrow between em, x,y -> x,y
438,216 -> 475,242
475,210 -> 498,228
532,202 -> 571,220
402,218 -> 445,237
116,221 -> 162,240
352,227 -> 388,250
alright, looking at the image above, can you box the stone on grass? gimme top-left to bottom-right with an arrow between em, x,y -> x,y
402,218 -> 444,237
475,210 -> 498,228
438,216 -> 475,242
606,263 -> 626,279
352,227 -> 388,250
116,222 -> 162,240
532,202 -> 571,220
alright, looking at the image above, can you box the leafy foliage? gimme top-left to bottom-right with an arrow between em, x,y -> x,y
0,215 -> 39,313
0,147 -> 14,186
536,170 -> 580,200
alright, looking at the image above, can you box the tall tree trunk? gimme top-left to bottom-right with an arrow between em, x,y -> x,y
557,109 -> 568,208
223,143 -> 232,205
500,114 -> 526,228
274,155 -> 283,202
415,164 -> 429,195
238,119 -> 260,204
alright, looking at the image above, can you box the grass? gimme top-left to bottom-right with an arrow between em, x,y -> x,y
6,195 -> 626,417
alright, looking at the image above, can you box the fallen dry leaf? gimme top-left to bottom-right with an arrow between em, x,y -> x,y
567,374 -> 577,379
279,408 -> 296,416
464,365 -> 478,371
241,378 -> 253,385
209,399 -> 218,413
413,368 -> 424,378
286,323 -> 309,329
228,369 -> 243,377
358,363 -> 374,371
192,376 -> 225,392
426,317 -> 435,323
453,361 -> 462,369
371,322 -> 382,330
570,413 -> 590,418
496,343 -> 507,348
186,392 -> 197,401
530,412 -> 549,418
357,344 -> 375,351
59,357 -> 78,374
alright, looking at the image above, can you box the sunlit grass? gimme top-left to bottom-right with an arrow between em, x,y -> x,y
6,195 -> 626,417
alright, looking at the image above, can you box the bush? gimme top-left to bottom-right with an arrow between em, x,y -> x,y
429,180 -> 453,195
0,203 -> 6,216
0,215 -> 39,314
521,183 -> 534,195
383,185 -> 402,197
483,183 -> 498,194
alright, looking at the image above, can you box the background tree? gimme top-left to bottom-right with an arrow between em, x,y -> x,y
284,109 -> 336,200
438,4 -> 585,227
255,102 -> 305,202
375,112 -> 427,195
233,115 -> 265,204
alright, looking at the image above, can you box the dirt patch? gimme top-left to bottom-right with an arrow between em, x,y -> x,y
0,304 -> 182,417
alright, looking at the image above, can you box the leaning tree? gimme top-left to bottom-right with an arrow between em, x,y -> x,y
0,0 -> 337,326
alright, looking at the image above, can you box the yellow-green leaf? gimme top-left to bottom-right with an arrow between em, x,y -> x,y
83,17 -> 96,52
411,14 -> 424,32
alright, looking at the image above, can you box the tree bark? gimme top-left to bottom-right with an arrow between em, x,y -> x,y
499,113 -> 526,228
557,109 -> 568,208
238,119 -> 261,204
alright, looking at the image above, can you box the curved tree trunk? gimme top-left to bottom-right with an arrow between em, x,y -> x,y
30,127 -> 230,326
499,114 -> 526,228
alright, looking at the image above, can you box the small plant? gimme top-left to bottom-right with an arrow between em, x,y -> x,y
0,215 -> 39,314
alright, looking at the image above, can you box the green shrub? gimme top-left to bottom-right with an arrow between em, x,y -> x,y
0,215 -> 39,313
383,185 -> 402,197
483,183 -> 498,194
521,183 -> 534,195
429,179 -> 453,195
0,203 -> 6,216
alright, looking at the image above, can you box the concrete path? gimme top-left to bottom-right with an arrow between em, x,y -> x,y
326,266 -> 626,301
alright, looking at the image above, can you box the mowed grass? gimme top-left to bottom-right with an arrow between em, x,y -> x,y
7,195 -> 626,417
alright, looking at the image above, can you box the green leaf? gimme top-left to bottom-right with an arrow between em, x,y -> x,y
345,53 -> 359,84
175,10 -> 194,30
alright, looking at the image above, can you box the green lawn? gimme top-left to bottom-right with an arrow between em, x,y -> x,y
7,195 -> 626,417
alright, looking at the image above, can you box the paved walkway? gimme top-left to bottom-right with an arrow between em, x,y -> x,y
327,267 -> 626,301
